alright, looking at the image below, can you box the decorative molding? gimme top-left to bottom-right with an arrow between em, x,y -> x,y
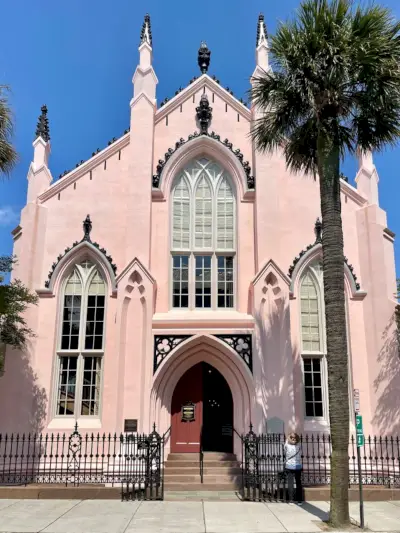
140,13 -> 152,46
152,131 -> 255,189
198,41 -> 211,74
35,105 -> 50,142
44,215 -> 117,288
288,218 -> 361,291
159,75 -> 248,109
196,94 -> 212,134
39,133 -> 130,202
155,75 -> 251,123
214,334 -> 253,372
57,129 -> 129,181
153,335 -> 193,373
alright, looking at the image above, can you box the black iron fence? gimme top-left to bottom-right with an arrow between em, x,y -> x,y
1,425 -> 399,502
241,427 -> 400,501
0,424 -> 164,501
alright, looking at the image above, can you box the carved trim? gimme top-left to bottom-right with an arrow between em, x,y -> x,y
44,215 -> 117,288
288,218 -> 361,291
152,131 -> 255,190
214,334 -> 253,372
153,335 -> 194,373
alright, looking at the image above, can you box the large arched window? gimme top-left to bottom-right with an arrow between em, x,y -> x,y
171,158 -> 235,309
55,260 -> 105,418
300,262 -> 327,420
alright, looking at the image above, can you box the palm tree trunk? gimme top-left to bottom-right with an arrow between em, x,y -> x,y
317,133 -> 350,527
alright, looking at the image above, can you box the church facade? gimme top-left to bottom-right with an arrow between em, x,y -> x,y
1,14 -> 398,456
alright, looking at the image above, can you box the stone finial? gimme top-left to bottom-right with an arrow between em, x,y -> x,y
314,217 -> 323,244
83,214 -> 92,242
196,94 -> 212,134
140,13 -> 152,46
35,105 -> 50,142
198,41 -> 211,74
256,14 -> 268,47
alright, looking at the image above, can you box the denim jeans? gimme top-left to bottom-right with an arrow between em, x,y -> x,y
285,468 -> 303,502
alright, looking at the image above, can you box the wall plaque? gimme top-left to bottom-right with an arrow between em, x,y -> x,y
124,419 -> 138,433
181,402 -> 195,422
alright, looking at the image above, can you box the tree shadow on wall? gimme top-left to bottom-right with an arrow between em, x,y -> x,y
372,312 -> 400,435
253,278 -> 299,435
0,345 -> 47,434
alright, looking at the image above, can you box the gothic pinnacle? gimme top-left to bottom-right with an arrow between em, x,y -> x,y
256,14 -> 268,47
198,41 -> 211,74
140,13 -> 152,46
35,105 -> 50,142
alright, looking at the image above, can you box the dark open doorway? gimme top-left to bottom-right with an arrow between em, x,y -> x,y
171,362 -> 233,453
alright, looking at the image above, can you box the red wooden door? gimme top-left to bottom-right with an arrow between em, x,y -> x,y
171,363 -> 203,453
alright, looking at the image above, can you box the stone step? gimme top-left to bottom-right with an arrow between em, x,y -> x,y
164,482 -> 240,491
164,460 -> 240,468
164,466 -> 242,475
164,473 -> 241,483
167,452 -> 237,461
164,490 -> 241,501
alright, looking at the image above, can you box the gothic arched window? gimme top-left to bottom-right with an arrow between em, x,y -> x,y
171,158 -> 235,309
300,263 -> 327,419
55,260 -> 105,418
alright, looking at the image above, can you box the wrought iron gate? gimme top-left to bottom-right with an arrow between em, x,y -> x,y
241,426 -> 286,501
121,425 -> 164,500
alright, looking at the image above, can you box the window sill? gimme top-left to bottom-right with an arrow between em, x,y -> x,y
48,418 -> 102,430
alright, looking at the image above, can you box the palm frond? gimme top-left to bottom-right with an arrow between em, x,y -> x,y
0,85 -> 18,177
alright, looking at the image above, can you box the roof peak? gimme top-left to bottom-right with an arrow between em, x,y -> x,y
140,13 -> 152,47
257,13 -> 268,47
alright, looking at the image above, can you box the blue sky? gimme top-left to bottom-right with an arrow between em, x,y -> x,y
1,0 -> 400,269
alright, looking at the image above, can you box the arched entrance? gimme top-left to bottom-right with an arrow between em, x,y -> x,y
171,362 -> 233,453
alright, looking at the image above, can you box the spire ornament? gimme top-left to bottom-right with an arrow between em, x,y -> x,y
256,14 -> 268,47
35,105 -> 50,142
196,94 -> 212,134
82,214 -> 92,242
140,13 -> 152,46
198,41 -> 211,74
314,217 -> 323,244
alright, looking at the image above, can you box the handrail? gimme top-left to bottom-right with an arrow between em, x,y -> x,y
200,424 -> 204,484
233,427 -> 243,441
162,426 -> 171,440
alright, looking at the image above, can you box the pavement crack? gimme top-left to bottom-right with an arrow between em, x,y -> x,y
121,500 -> 142,533
202,500 -> 207,533
38,499 -> 82,533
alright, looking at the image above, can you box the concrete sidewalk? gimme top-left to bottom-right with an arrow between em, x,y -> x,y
0,499 -> 399,532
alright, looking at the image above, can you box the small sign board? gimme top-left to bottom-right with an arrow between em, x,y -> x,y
181,402 -> 195,422
353,389 -> 360,413
124,419 -> 138,433
357,434 -> 365,447
221,425 -> 233,436
356,414 -> 363,435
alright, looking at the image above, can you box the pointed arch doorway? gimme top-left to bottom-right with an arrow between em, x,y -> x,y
171,362 -> 233,453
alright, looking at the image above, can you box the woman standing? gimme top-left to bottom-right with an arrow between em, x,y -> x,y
284,432 -> 303,504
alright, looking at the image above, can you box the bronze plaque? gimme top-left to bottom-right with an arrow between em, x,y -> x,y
124,419 -> 138,432
181,402 -> 195,422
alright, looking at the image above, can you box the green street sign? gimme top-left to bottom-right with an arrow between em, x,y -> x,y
357,434 -> 365,447
356,414 -> 363,435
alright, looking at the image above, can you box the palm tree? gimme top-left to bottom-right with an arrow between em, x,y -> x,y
0,85 -> 18,176
251,0 -> 400,526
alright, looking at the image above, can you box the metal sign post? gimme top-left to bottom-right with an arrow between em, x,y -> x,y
355,406 -> 365,529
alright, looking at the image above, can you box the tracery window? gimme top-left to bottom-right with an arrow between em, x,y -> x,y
300,262 -> 327,420
55,260 -> 105,418
171,158 -> 235,310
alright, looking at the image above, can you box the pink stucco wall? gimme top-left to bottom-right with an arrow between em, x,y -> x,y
0,31 -> 399,443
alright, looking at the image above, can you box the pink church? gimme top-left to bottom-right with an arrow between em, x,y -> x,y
1,14 -> 399,458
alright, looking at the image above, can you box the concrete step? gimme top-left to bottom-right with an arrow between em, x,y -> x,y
164,490 -> 241,501
164,473 -> 241,483
164,460 -> 240,468
167,452 -> 237,461
164,482 -> 240,491
164,466 -> 241,475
